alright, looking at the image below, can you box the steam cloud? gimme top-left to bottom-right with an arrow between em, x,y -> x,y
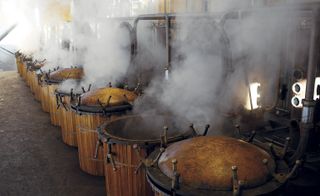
135,1 -> 300,134
2,0 -> 302,133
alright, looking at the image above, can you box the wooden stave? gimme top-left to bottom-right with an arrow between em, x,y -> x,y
29,71 -> 36,94
75,113 -> 108,176
48,84 -> 60,126
26,69 -> 32,87
59,95 -> 78,147
29,71 -> 34,92
33,72 -> 41,101
40,84 -> 50,113
16,57 -> 21,75
21,62 -> 27,81
103,142 -> 154,196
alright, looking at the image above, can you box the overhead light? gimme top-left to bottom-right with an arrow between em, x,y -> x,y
245,82 -> 261,110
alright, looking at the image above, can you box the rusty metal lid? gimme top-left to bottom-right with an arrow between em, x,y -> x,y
158,136 -> 275,191
46,67 -> 84,83
80,87 -> 137,107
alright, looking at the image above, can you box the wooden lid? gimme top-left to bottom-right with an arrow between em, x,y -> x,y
49,68 -> 83,82
80,87 -> 137,107
158,136 -> 275,190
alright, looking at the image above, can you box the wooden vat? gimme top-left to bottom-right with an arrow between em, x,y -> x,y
74,112 -> 109,176
60,106 -> 78,147
15,55 -> 23,76
26,68 -> 32,88
56,88 -> 82,147
72,87 -> 138,176
29,71 -> 35,93
48,84 -> 60,126
40,84 -> 50,113
21,62 -> 27,81
33,71 -> 41,101
41,67 -> 84,115
98,115 -> 192,196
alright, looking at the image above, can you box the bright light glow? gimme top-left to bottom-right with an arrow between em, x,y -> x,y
313,77 -> 320,100
245,82 -> 261,110
291,77 -> 320,108
35,7 -> 40,29
291,95 -> 303,108
292,80 -> 306,95
165,69 -> 169,80
0,0 -> 73,53
0,1 -> 40,53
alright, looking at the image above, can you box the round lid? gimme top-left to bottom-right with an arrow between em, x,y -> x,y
47,67 -> 84,83
80,87 -> 137,107
28,61 -> 45,71
56,80 -> 84,96
33,62 -> 45,70
102,115 -> 191,144
158,136 -> 275,190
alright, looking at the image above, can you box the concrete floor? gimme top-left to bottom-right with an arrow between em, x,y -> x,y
0,71 -> 105,196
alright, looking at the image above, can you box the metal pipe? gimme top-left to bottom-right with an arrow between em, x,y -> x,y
0,24 -> 17,42
0,46 -> 15,55
290,8 -> 320,163
133,14 -> 172,75
120,21 -> 134,58
132,13 -> 232,77
165,15 -> 170,72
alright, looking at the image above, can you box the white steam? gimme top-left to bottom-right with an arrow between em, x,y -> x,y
136,2 -> 301,131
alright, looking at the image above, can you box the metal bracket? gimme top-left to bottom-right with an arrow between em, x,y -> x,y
87,84 -> 92,92
171,159 -> 180,192
202,124 -> 210,136
133,144 -> 165,174
231,166 -> 242,196
234,124 -> 241,138
263,159 -> 302,183
106,143 -> 117,171
280,137 -> 291,159
161,126 -> 168,148
77,96 -> 82,107
246,130 -> 256,143
134,82 -> 141,94
94,140 -> 103,159
189,124 -> 199,136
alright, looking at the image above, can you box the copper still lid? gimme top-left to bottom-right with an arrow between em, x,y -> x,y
80,87 -> 137,107
158,136 -> 275,190
47,67 -> 84,83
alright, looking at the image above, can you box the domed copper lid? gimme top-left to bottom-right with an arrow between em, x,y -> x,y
80,87 -> 137,107
158,136 -> 275,190
47,67 -> 84,83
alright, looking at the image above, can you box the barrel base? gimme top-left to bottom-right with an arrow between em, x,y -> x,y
75,113 -> 108,176
40,85 -> 50,113
60,106 -> 78,147
48,84 -> 60,126
103,142 -> 153,196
